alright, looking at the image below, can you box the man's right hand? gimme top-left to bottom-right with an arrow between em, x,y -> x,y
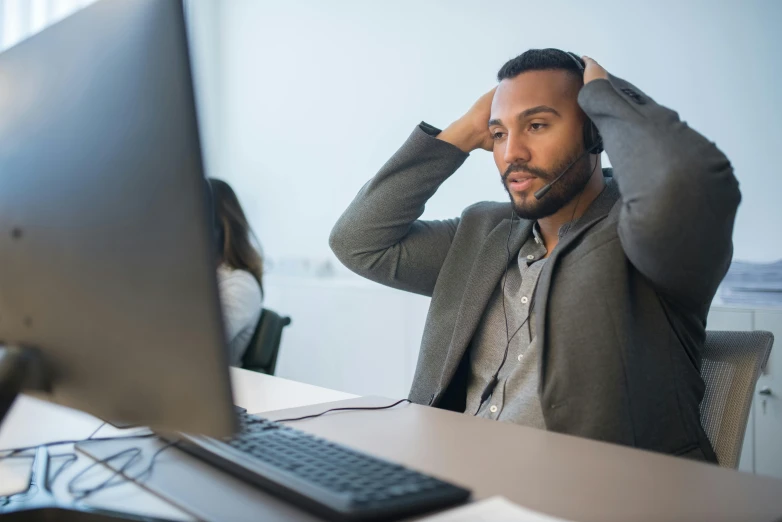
436,87 -> 496,153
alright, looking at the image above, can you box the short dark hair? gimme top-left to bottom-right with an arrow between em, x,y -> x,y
497,48 -> 583,82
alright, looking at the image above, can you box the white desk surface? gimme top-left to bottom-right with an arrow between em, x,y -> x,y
0,368 -> 356,520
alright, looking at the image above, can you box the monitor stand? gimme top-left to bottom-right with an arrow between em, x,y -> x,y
0,347 -> 176,521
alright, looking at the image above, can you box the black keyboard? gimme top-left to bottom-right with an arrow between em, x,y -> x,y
176,410 -> 471,521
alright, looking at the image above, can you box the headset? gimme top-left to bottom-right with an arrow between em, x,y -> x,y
565,51 -> 604,154
475,50 -> 602,413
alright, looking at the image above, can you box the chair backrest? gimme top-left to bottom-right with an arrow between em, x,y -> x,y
240,308 -> 291,375
700,330 -> 774,468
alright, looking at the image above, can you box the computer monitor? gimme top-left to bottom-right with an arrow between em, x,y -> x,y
0,0 -> 235,438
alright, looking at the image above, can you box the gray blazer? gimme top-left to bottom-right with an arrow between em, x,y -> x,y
330,74 -> 740,461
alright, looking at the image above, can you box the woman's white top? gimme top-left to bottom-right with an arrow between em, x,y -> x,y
217,264 -> 263,366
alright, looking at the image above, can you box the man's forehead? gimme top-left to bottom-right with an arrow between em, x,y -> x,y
491,69 -> 580,117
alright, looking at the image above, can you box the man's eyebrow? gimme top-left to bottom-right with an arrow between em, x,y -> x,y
519,105 -> 561,119
488,105 -> 561,127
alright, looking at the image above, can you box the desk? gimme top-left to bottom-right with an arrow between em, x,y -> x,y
4,370 -> 782,522
0,368 -> 356,520
264,398 -> 782,522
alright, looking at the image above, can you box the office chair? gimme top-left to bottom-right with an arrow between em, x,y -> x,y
240,308 -> 291,375
699,330 -> 774,468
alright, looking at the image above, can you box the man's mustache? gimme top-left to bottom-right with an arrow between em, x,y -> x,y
502,163 -> 551,183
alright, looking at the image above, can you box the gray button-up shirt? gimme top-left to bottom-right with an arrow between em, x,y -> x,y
465,223 -> 550,428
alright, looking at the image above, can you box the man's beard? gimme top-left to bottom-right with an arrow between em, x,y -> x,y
502,149 -> 594,220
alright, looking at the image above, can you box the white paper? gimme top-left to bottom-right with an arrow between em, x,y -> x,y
420,496 -> 576,522
719,259 -> 782,306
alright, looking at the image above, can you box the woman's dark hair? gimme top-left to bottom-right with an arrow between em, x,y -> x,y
208,178 -> 264,295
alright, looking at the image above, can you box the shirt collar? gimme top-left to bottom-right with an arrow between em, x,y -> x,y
530,221 -> 572,245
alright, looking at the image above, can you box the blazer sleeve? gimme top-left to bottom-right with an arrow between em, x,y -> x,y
579,74 -> 741,310
329,126 -> 469,297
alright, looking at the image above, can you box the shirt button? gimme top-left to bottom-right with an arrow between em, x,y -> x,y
517,354 -> 523,361
489,405 -> 498,413
521,296 -> 529,304
527,254 -> 534,260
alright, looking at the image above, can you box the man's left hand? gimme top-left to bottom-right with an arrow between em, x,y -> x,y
582,56 -> 609,84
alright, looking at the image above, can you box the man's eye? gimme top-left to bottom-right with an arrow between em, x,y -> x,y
530,123 -> 547,132
492,132 -> 506,140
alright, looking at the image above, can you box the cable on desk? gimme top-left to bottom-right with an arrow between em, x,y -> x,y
87,421 -> 108,440
274,398 -> 412,423
0,431 -> 156,474
46,420 -> 109,489
48,452 -> 79,486
66,440 -> 178,501
0,429 -> 153,504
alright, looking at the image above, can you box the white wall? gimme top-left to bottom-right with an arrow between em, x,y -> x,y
196,0 -> 782,265
187,0 -> 782,395
184,0 -> 223,184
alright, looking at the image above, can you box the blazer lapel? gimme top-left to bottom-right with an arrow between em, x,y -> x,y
433,216 -> 532,395
535,176 -> 621,390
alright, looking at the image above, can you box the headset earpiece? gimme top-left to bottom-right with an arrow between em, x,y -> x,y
585,121 -> 604,154
562,51 -> 604,154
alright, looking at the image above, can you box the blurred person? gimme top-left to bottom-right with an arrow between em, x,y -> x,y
210,178 -> 264,366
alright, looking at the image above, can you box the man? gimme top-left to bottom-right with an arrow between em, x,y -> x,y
329,49 -> 740,462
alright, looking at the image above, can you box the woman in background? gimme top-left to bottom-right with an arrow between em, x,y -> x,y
209,178 -> 264,366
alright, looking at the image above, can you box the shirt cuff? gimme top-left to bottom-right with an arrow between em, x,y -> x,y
418,121 -> 442,137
